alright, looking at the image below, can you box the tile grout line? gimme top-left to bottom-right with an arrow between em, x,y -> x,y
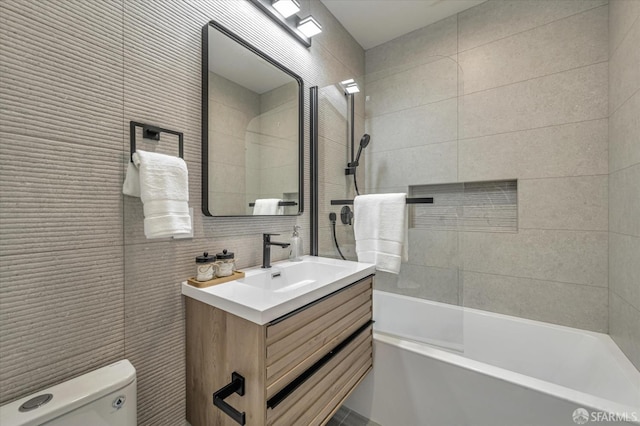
610,230 -> 640,239
460,269 -> 609,291
610,288 -> 640,316
609,12 -> 640,59
121,0 -> 127,360
457,3 -> 609,54
461,60 -> 609,97
457,116 -> 607,142
609,160 -> 640,176
609,86 -> 639,118
517,173 -> 609,181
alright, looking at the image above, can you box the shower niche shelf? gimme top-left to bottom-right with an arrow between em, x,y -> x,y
409,180 -> 517,232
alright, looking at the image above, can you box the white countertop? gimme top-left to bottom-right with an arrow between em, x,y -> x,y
182,256 -> 376,325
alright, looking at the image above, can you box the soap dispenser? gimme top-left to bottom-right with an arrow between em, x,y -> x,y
289,226 -> 302,262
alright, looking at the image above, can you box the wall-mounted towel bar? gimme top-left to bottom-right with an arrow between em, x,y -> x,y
249,201 -> 298,207
330,197 -> 433,205
130,121 -> 184,162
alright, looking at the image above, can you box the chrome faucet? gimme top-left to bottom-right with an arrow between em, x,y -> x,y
262,233 -> 290,268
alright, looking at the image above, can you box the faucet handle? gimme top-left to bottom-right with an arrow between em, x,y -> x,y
263,233 -> 279,242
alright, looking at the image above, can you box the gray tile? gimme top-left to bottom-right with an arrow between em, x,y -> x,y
319,86 -> 350,145
366,98 -> 457,153
366,15 -> 457,76
124,320 -> 186,426
365,57 -> 458,118
610,232 -> 640,311
609,91 -> 640,173
321,138 -> 351,186
458,0 -> 607,52
609,18 -> 640,114
609,0 -> 640,56
366,141 -> 457,189
408,229 -> 459,269
459,119 -> 609,181
459,5 -> 608,94
375,265 -> 459,305
341,409 -> 383,426
609,292 -> 640,370
462,271 -> 608,332
609,164 -> 640,237
310,0 -> 365,78
331,405 -> 351,424
460,229 -> 608,287
208,72 -> 260,114
519,175 -> 608,231
459,62 -> 608,139
0,246 -> 124,404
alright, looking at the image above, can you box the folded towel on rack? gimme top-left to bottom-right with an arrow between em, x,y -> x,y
123,150 -> 191,239
354,193 -> 407,274
253,199 -> 284,215
122,162 -> 141,197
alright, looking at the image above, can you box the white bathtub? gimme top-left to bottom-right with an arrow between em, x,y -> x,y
345,290 -> 640,426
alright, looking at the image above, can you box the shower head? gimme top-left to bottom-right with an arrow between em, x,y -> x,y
359,134 -> 371,149
349,134 -> 371,167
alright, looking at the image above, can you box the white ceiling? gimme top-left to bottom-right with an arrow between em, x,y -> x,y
320,0 -> 486,50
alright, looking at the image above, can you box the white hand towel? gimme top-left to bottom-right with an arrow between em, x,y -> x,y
122,161 -> 141,197
253,199 -> 284,215
125,150 -> 192,239
354,193 -> 407,274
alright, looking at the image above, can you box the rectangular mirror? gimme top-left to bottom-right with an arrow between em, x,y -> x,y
202,21 -> 304,216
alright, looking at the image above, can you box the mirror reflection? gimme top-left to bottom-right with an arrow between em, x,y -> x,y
203,22 -> 303,216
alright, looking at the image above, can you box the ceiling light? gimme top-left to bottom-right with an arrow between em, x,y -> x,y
297,16 -> 322,38
271,0 -> 300,18
345,83 -> 360,94
340,79 -> 355,86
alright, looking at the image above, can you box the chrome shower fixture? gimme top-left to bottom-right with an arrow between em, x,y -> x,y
346,134 -> 371,175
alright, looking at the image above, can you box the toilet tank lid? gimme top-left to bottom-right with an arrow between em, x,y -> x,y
0,359 -> 136,426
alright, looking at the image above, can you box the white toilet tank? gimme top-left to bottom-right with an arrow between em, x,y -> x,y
0,359 -> 136,426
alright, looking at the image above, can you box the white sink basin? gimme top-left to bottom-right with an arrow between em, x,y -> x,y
235,261 -> 349,293
182,256 -> 375,324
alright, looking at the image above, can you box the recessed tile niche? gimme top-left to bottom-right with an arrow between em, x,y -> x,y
409,180 -> 517,232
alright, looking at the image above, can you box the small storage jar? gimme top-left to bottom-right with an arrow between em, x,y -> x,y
195,252 -> 216,281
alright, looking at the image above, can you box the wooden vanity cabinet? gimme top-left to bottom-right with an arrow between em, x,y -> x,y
186,275 -> 374,426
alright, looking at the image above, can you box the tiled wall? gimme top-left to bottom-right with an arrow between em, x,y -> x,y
608,0 -> 640,370
365,0 -> 609,332
0,0 -> 364,424
208,72 -> 257,215
317,84 -> 365,261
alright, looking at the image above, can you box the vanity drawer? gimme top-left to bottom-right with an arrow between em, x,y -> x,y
265,277 -> 372,397
266,324 -> 373,426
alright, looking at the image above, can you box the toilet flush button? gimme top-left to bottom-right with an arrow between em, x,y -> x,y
19,393 -> 53,412
113,395 -> 126,409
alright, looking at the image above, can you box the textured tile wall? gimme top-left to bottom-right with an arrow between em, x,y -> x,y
0,0 -> 364,424
0,0 -> 126,403
608,0 -> 640,370
364,0 -> 610,332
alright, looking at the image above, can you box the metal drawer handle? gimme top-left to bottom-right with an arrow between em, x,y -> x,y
213,372 -> 246,425
267,320 -> 373,409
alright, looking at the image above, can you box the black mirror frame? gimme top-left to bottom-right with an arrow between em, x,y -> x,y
201,21 -> 304,217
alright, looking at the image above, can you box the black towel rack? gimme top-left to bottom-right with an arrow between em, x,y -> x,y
249,201 -> 298,207
129,121 -> 184,162
330,197 -> 433,205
